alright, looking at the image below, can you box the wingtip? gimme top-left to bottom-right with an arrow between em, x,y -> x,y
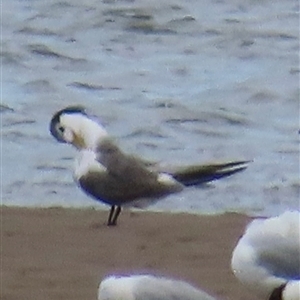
218,159 -> 253,169
206,159 -> 252,182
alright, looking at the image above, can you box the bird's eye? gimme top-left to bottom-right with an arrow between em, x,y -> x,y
58,126 -> 65,133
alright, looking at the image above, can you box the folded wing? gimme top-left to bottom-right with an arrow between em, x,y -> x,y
170,160 -> 250,186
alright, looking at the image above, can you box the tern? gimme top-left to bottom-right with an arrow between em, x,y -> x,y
231,210 -> 300,300
98,274 -> 216,300
50,106 -> 249,226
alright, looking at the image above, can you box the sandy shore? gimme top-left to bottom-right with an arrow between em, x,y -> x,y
2,206 -> 256,300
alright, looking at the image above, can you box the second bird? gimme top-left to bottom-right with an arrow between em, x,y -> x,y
50,106 -> 249,226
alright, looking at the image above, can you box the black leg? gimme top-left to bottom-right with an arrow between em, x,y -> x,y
111,206 -> 122,226
107,205 -> 115,226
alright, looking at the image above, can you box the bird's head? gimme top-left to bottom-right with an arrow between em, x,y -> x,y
50,106 -> 108,150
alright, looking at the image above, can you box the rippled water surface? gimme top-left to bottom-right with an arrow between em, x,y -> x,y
2,0 -> 299,216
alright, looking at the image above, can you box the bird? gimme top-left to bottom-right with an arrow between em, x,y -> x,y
50,105 -> 250,226
98,274 -> 217,300
231,210 -> 300,300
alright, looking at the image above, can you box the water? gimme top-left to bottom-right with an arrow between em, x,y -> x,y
1,0 -> 299,217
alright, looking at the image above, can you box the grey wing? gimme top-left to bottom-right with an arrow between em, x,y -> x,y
80,140 -> 182,204
96,138 -> 158,179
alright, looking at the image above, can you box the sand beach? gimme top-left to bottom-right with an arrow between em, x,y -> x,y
1,206 -> 255,300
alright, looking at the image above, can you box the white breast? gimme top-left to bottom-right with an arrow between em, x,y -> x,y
283,281 -> 300,300
73,149 -> 106,181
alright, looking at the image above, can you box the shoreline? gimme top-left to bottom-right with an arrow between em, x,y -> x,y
2,206 -> 255,300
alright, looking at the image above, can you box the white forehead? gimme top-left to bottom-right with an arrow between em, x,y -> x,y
60,113 -> 91,131
98,276 -> 136,300
60,113 -> 108,149
246,211 -> 300,242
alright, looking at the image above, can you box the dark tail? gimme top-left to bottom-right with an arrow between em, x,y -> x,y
172,160 -> 250,186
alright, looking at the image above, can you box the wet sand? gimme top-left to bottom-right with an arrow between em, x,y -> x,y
1,206 -> 256,300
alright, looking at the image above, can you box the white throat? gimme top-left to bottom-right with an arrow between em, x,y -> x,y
73,149 -> 106,181
81,117 -> 108,150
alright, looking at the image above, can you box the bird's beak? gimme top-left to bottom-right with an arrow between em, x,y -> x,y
72,132 -> 86,149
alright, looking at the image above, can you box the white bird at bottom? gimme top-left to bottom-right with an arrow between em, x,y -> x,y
98,274 -> 217,300
231,210 -> 300,300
